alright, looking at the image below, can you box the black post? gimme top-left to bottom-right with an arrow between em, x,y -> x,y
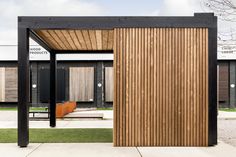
18,26 -> 29,147
96,62 -> 104,108
208,15 -> 218,146
50,52 -> 57,127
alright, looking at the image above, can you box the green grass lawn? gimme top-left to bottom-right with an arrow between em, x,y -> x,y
0,129 -> 113,143
219,108 -> 236,112
0,107 -> 17,111
0,107 -> 112,111
0,107 -> 47,111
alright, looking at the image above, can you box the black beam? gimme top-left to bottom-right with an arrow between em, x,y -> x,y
18,27 -> 29,147
208,15 -> 217,146
29,30 -> 52,52
50,52 -> 57,127
18,13 -> 216,29
55,50 -> 113,54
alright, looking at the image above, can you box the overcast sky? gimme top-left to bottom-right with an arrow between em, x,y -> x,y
0,0 -> 235,45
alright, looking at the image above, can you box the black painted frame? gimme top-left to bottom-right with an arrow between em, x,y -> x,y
17,13 -> 217,147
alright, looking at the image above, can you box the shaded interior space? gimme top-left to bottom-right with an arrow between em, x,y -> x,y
0,60 -> 113,108
0,29 -> 115,108
30,28 -> 114,114
218,61 -> 236,108
26,29 -> 115,120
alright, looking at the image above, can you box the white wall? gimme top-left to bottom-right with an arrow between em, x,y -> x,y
0,45 -> 113,61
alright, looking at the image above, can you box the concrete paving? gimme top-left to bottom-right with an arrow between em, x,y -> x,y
219,119 -> 236,146
218,111 -> 236,120
65,110 -> 113,119
0,110 -> 113,128
0,143 -> 41,157
138,141 -> 236,157
0,141 -> 236,157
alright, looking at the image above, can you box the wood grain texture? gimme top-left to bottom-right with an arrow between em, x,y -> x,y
36,30 -> 113,50
69,67 -> 94,102
105,67 -> 114,102
4,68 -> 18,102
114,28 -> 209,146
0,68 -> 5,102
218,62 -> 229,102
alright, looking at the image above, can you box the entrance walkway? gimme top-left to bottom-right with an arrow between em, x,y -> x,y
0,141 -> 235,157
0,110 -> 113,128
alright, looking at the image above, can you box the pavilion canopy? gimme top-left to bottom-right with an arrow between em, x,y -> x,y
34,29 -> 114,51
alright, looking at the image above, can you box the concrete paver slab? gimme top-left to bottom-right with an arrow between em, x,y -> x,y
0,111 -> 17,121
63,120 -> 113,128
0,141 -> 235,157
138,141 -> 236,157
65,110 -> 113,119
0,143 -> 40,157
28,143 -> 140,157
203,141 -> 236,157
218,111 -> 236,120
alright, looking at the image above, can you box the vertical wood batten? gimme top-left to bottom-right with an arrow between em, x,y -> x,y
113,29 -> 117,146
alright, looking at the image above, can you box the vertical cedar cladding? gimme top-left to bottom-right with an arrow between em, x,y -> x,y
105,67 -> 114,102
114,28 -> 209,146
69,67 -> 94,102
0,67 -> 18,102
218,62 -> 229,102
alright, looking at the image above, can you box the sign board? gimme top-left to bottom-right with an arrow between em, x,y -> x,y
0,45 -> 113,61
29,45 -> 50,60
218,41 -> 236,60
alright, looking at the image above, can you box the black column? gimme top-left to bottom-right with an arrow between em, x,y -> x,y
18,27 -> 29,147
96,62 -> 104,108
208,16 -> 218,146
50,52 -> 56,127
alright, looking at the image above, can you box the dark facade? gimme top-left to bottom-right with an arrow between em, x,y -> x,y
0,60 -> 113,108
218,61 -> 236,108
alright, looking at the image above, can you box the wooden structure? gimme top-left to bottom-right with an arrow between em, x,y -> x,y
105,67 -> 114,102
35,30 -> 114,50
69,67 -> 94,102
114,28 -> 209,146
17,13 -> 217,147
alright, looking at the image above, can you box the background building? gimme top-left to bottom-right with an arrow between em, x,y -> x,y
0,42 -> 114,108
218,40 -> 236,108
1,40 -> 236,108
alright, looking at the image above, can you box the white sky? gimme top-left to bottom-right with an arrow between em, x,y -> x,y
0,0 -> 235,45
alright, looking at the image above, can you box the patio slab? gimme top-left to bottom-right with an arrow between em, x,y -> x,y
0,143 -> 40,157
28,143 -> 139,157
138,141 -> 236,157
0,141 -> 236,157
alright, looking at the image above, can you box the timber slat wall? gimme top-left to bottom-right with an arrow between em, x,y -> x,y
69,67 -> 94,102
0,67 -> 18,102
114,28 -> 209,146
0,68 -> 5,102
105,67 -> 114,102
218,63 -> 229,102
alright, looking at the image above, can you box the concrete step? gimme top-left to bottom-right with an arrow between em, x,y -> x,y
64,112 -> 104,119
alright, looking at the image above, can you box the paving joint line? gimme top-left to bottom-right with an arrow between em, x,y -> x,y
26,143 -> 43,157
136,147 -> 143,157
